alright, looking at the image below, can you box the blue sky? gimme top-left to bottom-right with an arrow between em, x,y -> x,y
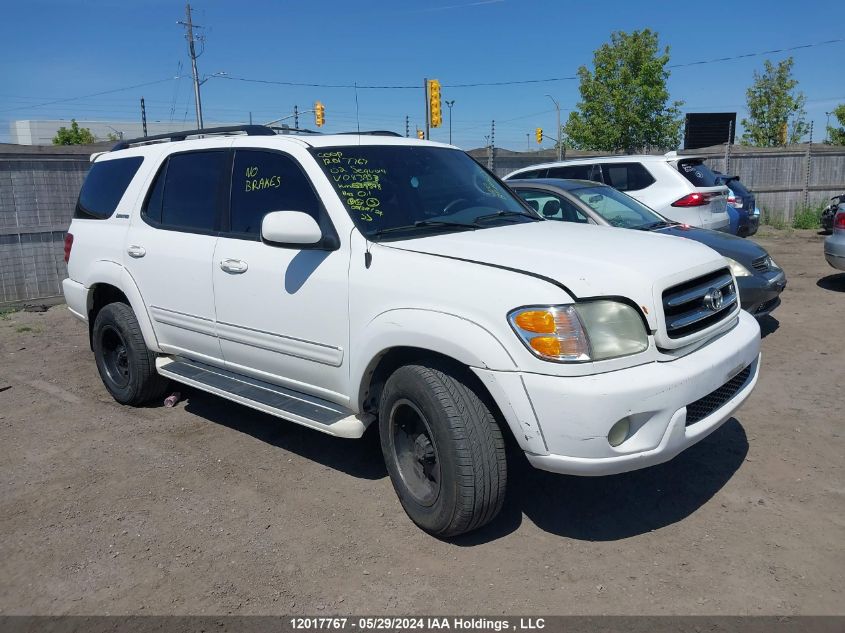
1,0 -> 843,149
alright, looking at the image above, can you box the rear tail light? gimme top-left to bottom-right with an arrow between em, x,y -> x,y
63,233 -> 74,263
835,211 -> 845,230
672,192 -> 712,207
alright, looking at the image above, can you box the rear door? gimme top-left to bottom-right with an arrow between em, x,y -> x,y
673,158 -> 729,230
123,148 -> 229,364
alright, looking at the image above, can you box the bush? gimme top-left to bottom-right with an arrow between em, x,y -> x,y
791,203 -> 825,229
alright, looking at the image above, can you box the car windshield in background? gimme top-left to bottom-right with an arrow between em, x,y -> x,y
572,185 -> 669,229
313,146 -> 537,240
677,159 -> 720,187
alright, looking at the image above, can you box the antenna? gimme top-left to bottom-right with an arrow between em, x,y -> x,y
354,82 -> 361,136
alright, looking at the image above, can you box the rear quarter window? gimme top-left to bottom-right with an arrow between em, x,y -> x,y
75,156 -> 144,219
600,162 -> 656,192
677,160 -> 720,187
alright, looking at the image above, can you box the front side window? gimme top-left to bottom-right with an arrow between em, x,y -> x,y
76,156 -> 143,219
229,150 -> 322,236
571,185 -> 667,229
313,145 -> 538,240
144,151 -> 227,232
516,189 -> 589,223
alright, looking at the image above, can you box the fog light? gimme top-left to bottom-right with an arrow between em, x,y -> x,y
607,417 -> 631,447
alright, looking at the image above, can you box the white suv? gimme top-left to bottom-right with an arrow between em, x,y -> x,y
63,126 -> 760,536
504,153 -> 730,231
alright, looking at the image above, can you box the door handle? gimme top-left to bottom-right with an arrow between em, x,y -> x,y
127,245 -> 146,258
220,258 -> 248,274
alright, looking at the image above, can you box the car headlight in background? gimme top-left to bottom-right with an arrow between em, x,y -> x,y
508,301 -> 649,362
726,257 -> 752,277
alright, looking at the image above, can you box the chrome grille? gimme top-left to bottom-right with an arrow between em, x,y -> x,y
662,268 -> 738,339
751,256 -> 770,273
686,365 -> 752,426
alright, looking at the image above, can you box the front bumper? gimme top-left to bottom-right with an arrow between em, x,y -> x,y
824,233 -> 845,271
479,310 -> 761,476
738,269 -> 786,317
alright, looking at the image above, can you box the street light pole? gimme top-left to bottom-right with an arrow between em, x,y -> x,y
445,100 -> 455,145
545,94 -> 561,161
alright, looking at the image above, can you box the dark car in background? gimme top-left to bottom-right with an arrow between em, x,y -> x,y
510,179 -> 786,318
714,172 -> 759,237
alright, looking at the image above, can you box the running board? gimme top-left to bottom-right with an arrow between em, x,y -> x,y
155,357 -> 368,438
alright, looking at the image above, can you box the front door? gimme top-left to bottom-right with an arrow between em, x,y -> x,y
212,148 -> 350,403
123,149 -> 229,364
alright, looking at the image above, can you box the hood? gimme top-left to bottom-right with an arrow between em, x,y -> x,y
655,225 -> 768,266
385,221 -> 727,312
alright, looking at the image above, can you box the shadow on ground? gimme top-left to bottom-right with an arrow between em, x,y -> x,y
758,315 -> 779,338
817,272 -> 845,293
181,389 -> 748,544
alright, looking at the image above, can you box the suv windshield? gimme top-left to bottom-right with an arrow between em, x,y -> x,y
572,185 -> 671,230
313,145 -> 537,240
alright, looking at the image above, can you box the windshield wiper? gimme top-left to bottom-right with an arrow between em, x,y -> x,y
473,210 -> 537,223
372,219 -> 480,238
636,220 -> 676,231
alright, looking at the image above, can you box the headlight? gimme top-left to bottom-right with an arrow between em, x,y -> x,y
726,257 -> 751,277
767,256 -> 781,270
508,301 -> 649,362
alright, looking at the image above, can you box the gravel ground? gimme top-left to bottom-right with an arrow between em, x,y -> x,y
0,227 -> 842,616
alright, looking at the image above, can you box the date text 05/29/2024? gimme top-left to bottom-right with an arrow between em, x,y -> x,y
289,617 -> 547,631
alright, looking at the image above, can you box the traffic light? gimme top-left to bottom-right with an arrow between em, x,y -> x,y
428,79 -> 442,128
416,128 -> 424,140
314,101 -> 325,127
535,127 -> 543,144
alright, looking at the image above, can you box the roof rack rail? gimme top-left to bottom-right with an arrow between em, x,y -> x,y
267,125 -> 322,135
336,130 -> 403,137
110,125 -> 276,151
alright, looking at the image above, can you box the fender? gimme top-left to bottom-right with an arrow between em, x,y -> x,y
82,259 -> 161,352
351,308 -> 548,454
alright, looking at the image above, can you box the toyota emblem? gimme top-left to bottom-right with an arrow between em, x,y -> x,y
703,287 -> 724,311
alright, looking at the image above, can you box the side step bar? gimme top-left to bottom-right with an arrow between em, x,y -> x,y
156,357 -> 369,439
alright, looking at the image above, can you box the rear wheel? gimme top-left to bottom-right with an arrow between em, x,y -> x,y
379,362 -> 507,537
92,302 -> 169,405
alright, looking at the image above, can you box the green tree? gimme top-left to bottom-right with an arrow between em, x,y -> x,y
52,119 -> 96,145
827,104 -> 845,145
741,57 -> 808,146
562,29 -> 683,153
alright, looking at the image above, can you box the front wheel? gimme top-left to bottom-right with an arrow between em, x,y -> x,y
378,362 -> 507,537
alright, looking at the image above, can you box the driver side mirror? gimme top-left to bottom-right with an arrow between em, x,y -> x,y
261,211 -> 337,250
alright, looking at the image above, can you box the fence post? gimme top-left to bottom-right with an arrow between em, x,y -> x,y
804,121 -> 813,209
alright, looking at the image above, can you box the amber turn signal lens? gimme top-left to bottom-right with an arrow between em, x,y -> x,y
514,310 -> 555,333
529,336 -> 560,356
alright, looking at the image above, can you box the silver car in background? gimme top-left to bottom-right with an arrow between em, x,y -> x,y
824,209 -> 845,271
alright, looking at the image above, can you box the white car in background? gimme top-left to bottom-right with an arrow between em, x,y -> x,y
504,152 -> 730,231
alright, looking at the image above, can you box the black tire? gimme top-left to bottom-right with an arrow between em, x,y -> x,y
92,302 -> 169,406
378,362 -> 507,537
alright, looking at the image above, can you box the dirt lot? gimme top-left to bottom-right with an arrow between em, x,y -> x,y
0,228 -> 843,616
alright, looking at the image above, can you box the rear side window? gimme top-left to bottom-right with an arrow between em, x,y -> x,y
600,162 -> 656,192
229,150 -> 322,236
677,160 -> 719,187
508,168 -> 547,180
75,156 -> 143,219
144,151 -> 228,232
546,164 -> 601,181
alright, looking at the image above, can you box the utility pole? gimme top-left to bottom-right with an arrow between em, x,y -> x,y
178,3 -> 204,129
405,115 -> 410,138
445,100 -> 455,145
424,78 -> 430,140
545,94 -> 561,161
294,105 -> 299,129
825,111 -> 832,143
487,120 -> 495,170
140,97 -> 148,137
724,119 -> 733,174
804,120 -> 814,208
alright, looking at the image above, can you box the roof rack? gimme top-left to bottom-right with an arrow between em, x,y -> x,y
336,130 -> 403,137
110,125 -> 276,151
